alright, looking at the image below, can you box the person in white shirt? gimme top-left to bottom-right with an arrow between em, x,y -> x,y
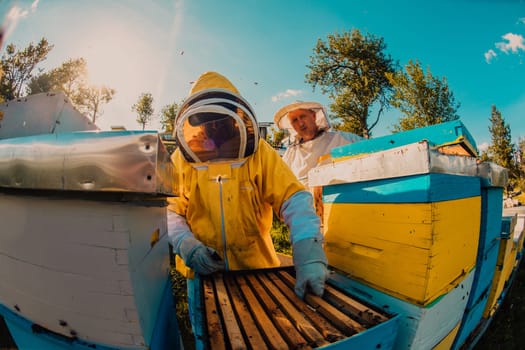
274,101 -> 362,188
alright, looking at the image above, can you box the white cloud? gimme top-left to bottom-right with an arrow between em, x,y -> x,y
31,0 -> 40,12
2,0 -> 39,43
478,142 -> 489,153
495,32 -> 525,53
7,5 -> 29,20
271,89 -> 303,102
484,49 -> 497,63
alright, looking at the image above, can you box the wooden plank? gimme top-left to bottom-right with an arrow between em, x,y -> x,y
236,275 -> 289,350
322,281 -> 389,326
202,268 -> 393,349
267,272 -> 347,341
278,271 -> 365,334
203,278 -> 226,350
224,275 -> 267,349
245,274 -> 310,349
214,275 -> 246,350
257,274 -> 329,348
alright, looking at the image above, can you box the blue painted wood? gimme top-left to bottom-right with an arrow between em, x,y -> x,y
451,284 -> 491,349
501,216 -> 515,239
468,239 -> 500,308
0,129 -> 157,145
328,269 -> 475,349
331,120 -> 478,158
149,279 -> 182,350
319,314 -> 400,349
470,188 -> 503,304
323,174 -> 481,204
0,303 -> 117,350
493,256 -> 523,309
448,187 -> 504,349
452,244 -> 499,349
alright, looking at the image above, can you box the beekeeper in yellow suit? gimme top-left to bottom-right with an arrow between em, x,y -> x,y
167,71 -> 328,348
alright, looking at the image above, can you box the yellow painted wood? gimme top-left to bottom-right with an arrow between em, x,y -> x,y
483,236 -> 520,317
432,321 -> 461,350
323,197 -> 481,306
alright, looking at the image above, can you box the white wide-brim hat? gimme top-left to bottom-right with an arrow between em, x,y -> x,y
273,101 -> 331,136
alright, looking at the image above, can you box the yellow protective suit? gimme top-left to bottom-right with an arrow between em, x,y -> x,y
168,138 -> 305,276
168,72 -> 326,350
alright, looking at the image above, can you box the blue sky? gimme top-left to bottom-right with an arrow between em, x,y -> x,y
1,0 -> 524,150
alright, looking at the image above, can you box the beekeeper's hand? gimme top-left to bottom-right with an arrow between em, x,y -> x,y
177,235 -> 225,275
168,211 -> 224,275
292,237 -> 328,299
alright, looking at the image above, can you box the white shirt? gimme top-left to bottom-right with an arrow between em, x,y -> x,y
282,131 -> 360,188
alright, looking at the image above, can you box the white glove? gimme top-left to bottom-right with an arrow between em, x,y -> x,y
293,237 -> 328,299
177,236 -> 224,275
168,211 -> 224,275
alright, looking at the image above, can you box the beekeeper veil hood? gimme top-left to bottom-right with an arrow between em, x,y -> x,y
174,71 -> 259,162
273,101 -> 331,143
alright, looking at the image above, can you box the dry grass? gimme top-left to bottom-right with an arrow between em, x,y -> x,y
475,260 -> 525,349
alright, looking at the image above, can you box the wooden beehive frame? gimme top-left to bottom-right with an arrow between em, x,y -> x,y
202,267 -> 391,349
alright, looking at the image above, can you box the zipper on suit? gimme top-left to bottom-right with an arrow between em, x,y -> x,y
217,175 -> 229,271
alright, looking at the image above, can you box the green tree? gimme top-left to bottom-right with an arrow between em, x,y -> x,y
305,29 -> 397,138
269,127 -> 287,148
515,137 -> 525,191
28,57 -> 115,124
518,138 -> 525,171
160,101 -> 181,133
132,92 -> 154,130
0,38 -> 54,101
159,101 -> 181,154
28,58 -> 88,97
479,149 -> 491,162
25,70 -> 54,93
75,85 -> 116,124
387,60 -> 460,132
487,105 -> 516,178
49,58 -> 87,97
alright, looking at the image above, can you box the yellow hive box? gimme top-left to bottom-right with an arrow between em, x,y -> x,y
323,197 -> 481,306
433,321 -> 461,350
483,215 -> 525,317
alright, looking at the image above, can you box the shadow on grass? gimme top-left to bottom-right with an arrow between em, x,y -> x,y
474,259 -> 525,350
